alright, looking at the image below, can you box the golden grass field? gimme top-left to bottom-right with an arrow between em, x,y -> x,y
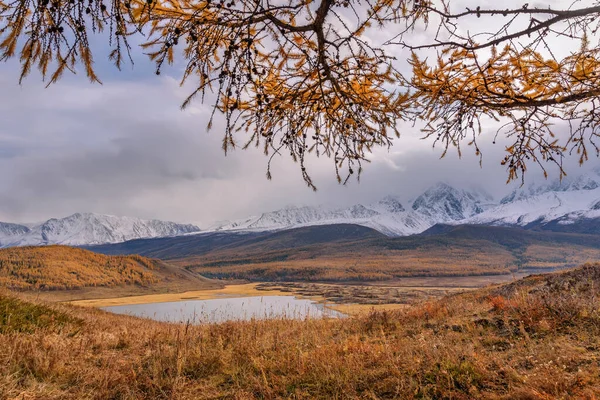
174,248 -> 517,281
2,263 -> 600,399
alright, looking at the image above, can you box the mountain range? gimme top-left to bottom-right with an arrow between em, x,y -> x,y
209,169 -> 600,236
208,184 -> 496,236
0,213 -> 200,247
1,169 -> 599,248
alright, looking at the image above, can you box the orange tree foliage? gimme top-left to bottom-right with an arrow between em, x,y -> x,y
0,245 -> 159,290
1,0 -> 599,186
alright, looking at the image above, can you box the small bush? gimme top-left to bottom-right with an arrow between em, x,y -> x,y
0,294 -> 80,334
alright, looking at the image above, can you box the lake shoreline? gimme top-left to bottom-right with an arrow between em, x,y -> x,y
69,283 -> 324,308
69,272 -> 549,313
101,295 -> 345,323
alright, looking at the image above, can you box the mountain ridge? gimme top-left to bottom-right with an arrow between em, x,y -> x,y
0,213 -> 200,248
208,171 -> 600,236
1,170 -> 599,248
209,183 -> 495,237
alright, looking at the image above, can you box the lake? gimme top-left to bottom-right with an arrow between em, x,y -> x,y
102,295 -> 345,323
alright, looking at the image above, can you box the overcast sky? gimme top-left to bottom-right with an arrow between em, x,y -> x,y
0,0 -> 597,227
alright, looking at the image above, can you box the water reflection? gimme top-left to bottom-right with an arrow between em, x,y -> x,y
102,295 -> 345,323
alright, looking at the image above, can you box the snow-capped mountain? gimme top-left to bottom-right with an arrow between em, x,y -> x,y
211,170 -> 600,236
210,184 -> 494,236
211,204 -> 380,232
500,170 -> 600,204
464,171 -> 600,230
0,222 -> 31,237
0,213 -> 200,248
369,196 -> 406,214
2,170 -> 598,249
411,183 -> 494,222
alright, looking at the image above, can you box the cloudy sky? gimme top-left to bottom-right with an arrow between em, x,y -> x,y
0,0 -> 596,227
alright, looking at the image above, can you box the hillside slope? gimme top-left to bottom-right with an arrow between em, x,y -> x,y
0,246 -> 216,293
88,224 -> 600,281
86,224 -> 385,258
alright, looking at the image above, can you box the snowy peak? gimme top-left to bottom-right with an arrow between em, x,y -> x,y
502,169 -> 600,204
542,170 -> 600,192
344,204 -> 380,219
465,170 -> 600,230
40,212 -> 200,245
564,174 -> 600,191
216,204 -> 378,232
411,183 -> 489,222
247,206 -> 336,230
0,213 -> 200,248
0,222 -> 32,247
210,170 -> 600,237
0,222 -> 30,236
210,184 -> 493,236
369,196 -> 405,214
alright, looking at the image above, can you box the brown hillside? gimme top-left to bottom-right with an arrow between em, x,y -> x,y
87,224 -> 600,281
177,239 -> 600,282
0,246 -> 163,290
0,246 -> 220,296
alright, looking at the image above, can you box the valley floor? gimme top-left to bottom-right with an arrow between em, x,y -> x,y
66,271 -> 553,313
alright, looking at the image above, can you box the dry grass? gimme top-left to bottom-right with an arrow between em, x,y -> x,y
255,281 -> 469,306
327,303 -> 409,315
522,244 -> 600,269
2,263 -> 600,399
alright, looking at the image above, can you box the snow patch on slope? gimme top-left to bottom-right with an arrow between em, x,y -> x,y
210,186 -> 493,236
465,189 -> 600,227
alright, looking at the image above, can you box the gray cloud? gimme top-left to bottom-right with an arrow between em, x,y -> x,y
0,71 -> 591,226
0,0 -> 597,226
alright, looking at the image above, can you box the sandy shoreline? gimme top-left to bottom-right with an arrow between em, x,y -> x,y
69,283 -> 300,308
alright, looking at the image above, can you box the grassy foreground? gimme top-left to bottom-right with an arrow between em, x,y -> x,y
2,263 -> 600,399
